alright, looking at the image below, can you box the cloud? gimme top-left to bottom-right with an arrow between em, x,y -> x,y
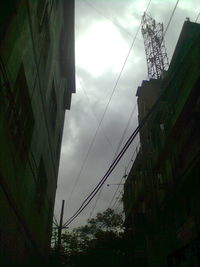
55,0 -> 200,228
76,20 -> 130,77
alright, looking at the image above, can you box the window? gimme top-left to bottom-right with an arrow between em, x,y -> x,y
7,64 -> 34,162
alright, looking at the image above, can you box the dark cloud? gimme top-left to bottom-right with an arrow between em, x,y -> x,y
55,0 -> 200,228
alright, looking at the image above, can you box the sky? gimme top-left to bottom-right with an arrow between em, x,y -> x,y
54,0 -> 200,229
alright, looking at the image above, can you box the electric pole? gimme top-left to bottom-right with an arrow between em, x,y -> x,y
57,199 -> 65,253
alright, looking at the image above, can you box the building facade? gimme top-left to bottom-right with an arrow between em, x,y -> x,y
0,0 -> 75,265
123,20 -> 200,266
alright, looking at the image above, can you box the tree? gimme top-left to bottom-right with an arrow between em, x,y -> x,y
75,208 -> 123,237
61,208 -> 125,266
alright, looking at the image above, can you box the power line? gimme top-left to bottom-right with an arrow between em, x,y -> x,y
63,82 -> 164,227
83,0 -> 152,221
54,201 -> 61,225
65,0 -> 190,227
82,0 -> 133,38
71,74 -> 131,220
88,102 -> 138,219
66,0 -> 151,213
111,191 -> 123,210
164,0 -> 180,36
145,0 -> 180,80
53,215 -> 59,227
195,12 -> 200,22
63,113 -> 146,227
63,128 -> 140,227
77,74 -> 121,159
108,142 -> 140,209
65,41 -> 186,225
63,0 -> 153,227
74,75 -> 130,220
109,0 -> 180,211
65,74 -> 124,210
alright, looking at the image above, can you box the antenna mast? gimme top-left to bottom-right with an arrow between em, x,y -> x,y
141,13 -> 169,79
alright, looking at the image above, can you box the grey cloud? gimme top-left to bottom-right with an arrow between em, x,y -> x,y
55,0 -> 199,228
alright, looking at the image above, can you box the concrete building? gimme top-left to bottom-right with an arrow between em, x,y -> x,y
0,0 -> 75,265
123,20 -> 200,266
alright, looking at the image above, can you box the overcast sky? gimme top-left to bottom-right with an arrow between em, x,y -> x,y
54,0 -> 200,229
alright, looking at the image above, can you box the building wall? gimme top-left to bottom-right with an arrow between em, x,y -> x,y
0,0 -> 75,265
123,21 -> 200,267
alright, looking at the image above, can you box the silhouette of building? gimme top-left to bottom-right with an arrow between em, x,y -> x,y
0,0 -> 75,265
123,20 -> 200,267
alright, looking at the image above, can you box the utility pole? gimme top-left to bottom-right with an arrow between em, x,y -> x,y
57,199 -> 65,253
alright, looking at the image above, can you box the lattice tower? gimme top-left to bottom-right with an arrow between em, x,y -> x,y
141,12 -> 169,79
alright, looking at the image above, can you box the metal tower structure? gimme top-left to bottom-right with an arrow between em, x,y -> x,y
141,12 -> 169,79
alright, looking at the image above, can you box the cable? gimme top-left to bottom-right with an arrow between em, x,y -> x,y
64,125 -> 141,227
88,102 -> 138,219
195,12 -> 200,22
66,0 -> 151,211
64,123 -> 142,226
108,142 -> 140,209
53,215 -> 59,227
63,0 -> 153,227
144,0 -> 180,80
111,191 -> 123,210
79,0 -> 152,221
164,0 -> 179,36
75,74 -> 126,220
82,0 -> 133,38
63,84 -> 163,227
76,74 -> 120,160
66,0 -> 187,226
113,0 -> 186,206
53,201 -> 61,225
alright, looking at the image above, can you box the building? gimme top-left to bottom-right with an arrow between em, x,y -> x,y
123,20 -> 200,267
0,0 -> 75,265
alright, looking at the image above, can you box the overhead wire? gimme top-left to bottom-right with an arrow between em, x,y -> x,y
63,0 -> 152,227
53,201 -> 61,227
86,0 -> 152,220
88,101 -> 138,219
82,0 -> 133,38
111,191 -> 123,210
110,0 -> 181,210
65,74 -> 125,212
108,142 -> 140,209
76,74 -> 123,162
63,128 -> 141,227
66,0 -> 152,215
110,0 -> 181,214
64,0 -> 187,227
164,0 -> 180,36
63,108 -> 149,227
75,74 -> 128,220
63,81 -> 165,227
195,12 -> 200,22
76,74 -> 129,220
53,215 -> 59,227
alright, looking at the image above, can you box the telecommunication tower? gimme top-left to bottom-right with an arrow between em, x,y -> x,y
141,13 -> 169,79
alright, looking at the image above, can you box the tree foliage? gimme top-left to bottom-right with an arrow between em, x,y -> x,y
61,208 -> 124,255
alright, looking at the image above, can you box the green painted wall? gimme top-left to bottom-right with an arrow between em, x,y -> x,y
0,0 -> 75,265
